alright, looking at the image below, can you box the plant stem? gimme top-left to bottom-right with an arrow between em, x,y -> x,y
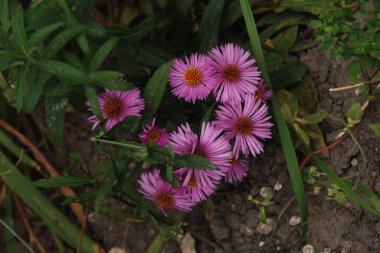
91,137 -> 142,149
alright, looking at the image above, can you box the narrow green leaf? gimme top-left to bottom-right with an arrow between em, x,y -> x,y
358,184 -> 380,213
38,59 -> 89,83
240,0 -> 308,240
294,123 -> 310,147
144,61 -> 171,117
346,102 -> 362,121
199,0 -> 224,52
174,154 -> 216,170
84,83 -> 103,120
23,71 -> 51,113
305,113 -> 325,124
28,22 -> 64,46
89,37 -> 119,72
11,5 -> 27,49
107,18 -> 154,43
0,152 -> 103,253
89,71 -> 133,90
45,96 -> 68,148
15,62 -> 29,113
72,0 -> 97,19
147,234 -> 165,253
0,0 -> 10,32
312,155 -> 380,218
34,176 -> 95,188
4,191 -> 17,253
76,34 -> 90,54
0,51 -> 17,72
95,173 -> 116,213
278,0 -> 326,15
46,25 -> 86,57
0,129 -> 37,168
369,123 -> 380,138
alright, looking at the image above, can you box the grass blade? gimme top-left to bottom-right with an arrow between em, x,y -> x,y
0,151 -> 103,253
3,191 -> 17,253
199,0 -> 224,52
240,0 -> 308,239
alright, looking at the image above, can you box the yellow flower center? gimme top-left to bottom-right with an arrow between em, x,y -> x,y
155,192 -> 174,208
183,67 -> 203,87
147,129 -> 161,143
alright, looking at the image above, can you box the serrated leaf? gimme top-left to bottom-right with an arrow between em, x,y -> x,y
28,22 -> 64,46
34,176 -> 95,188
174,154 -> 216,170
89,37 -> 119,72
46,25 -> 86,57
346,102 -> 362,121
144,61 -> 171,117
199,0 -> 224,52
45,96 -> 68,148
38,59 -> 89,83
305,113 -> 325,124
369,124 -> 380,138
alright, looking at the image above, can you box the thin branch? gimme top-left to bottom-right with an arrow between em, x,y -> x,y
0,218 -> 36,253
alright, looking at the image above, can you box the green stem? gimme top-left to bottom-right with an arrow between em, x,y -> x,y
91,137 -> 142,149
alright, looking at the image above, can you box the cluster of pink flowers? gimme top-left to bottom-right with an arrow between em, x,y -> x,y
87,43 -> 273,215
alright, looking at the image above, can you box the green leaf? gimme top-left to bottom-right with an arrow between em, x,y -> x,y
259,207 -> 267,224
147,234 -> 165,253
28,22 -> 64,46
272,25 -> 298,52
271,63 -> 308,90
0,51 -> 18,72
23,72 -> 51,113
312,155 -> 380,218
0,151 -> 103,252
199,0 -> 224,52
264,52 -> 284,72
95,173 -> 116,213
88,37 -> 119,72
34,176 -> 95,188
144,61 -> 171,117
107,18 -> 154,43
0,0 -> 10,32
46,25 -> 86,57
346,102 -> 362,121
294,123 -> 310,147
304,112 -> 325,124
358,184 -> 380,213
72,0 -> 97,19
369,124 -> 380,138
4,191 -> 17,253
240,0 -> 308,240
84,83 -> 103,120
278,0 -> 326,15
348,60 -> 361,84
38,59 -> 89,83
174,154 -> 216,170
11,5 -> 27,49
15,62 -> 29,113
89,71 -> 133,90
45,96 -> 68,148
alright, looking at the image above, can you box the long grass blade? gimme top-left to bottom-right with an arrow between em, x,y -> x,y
240,0 -> 308,239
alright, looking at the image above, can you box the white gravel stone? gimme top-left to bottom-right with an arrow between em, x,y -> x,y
180,233 -> 196,253
274,181 -> 283,191
351,158 -> 358,167
256,218 -> 275,235
289,216 -> 302,226
260,187 -> 274,198
258,241 -> 265,247
303,244 -> 315,253
108,247 -> 127,253
319,248 -> 332,253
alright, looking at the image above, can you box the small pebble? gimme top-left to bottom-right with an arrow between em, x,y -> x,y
319,248 -> 332,253
260,187 -> 274,198
180,233 -> 196,253
350,158 -> 358,167
259,241 -> 265,247
108,247 -> 127,253
289,216 -> 302,226
274,181 -> 283,191
256,219 -> 274,235
303,244 -> 315,253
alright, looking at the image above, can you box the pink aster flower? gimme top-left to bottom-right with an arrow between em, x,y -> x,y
254,79 -> 272,102
225,156 -> 249,183
138,169 -> 195,215
87,88 -> 145,131
214,95 -> 273,157
139,118 -> 170,147
168,53 -> 216,103
209,43 -> 261,104
170,122 -> 231,203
